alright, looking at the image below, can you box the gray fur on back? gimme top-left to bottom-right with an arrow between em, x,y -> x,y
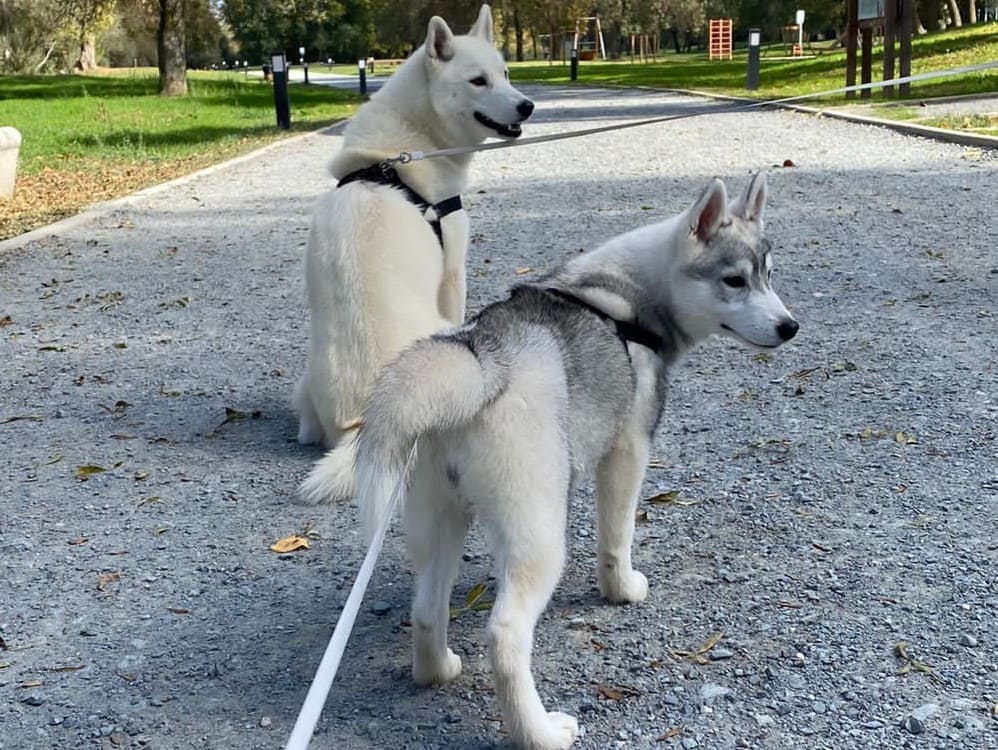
445,285 -> 641,482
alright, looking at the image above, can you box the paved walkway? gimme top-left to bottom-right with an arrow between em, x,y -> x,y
1,86 -> 996,750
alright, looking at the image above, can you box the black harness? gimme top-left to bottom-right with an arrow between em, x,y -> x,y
337,162 -> 463,246
544,287 -> 663,355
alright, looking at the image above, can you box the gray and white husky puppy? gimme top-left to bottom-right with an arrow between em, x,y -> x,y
302,173 -> 798,750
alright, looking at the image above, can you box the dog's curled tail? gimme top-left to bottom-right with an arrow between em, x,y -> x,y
349,334 -> 506,542
298,425 -> 361,505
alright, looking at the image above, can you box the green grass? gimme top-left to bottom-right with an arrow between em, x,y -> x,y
509,23 -> 998,105
1,69 -> 361,175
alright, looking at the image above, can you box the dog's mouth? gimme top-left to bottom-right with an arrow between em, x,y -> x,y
720,324 -> 781,349
474,111 -> 522,138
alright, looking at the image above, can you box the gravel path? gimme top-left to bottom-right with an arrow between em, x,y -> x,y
1,85 -> 996,750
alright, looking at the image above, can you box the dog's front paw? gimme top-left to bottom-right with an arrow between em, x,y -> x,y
598,568 -> 648,604
412,648 -> 462,686
521,711 -> 579,750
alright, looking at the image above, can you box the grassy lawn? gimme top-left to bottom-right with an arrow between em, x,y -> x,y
509,22 -> 998,104
1,69 -> 360,240
0,23 -> 994,242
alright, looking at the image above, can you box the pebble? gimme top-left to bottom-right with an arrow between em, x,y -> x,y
21,694 -> 45,706
754,713 -> 775,727
259,716 -> 272,729
901,716 -> 925,735
682,738 -> 699,749
370,600 -> 392,616
902,703 -> 940,734
958,633 -> 978,647
813,700 -> 828,714
699,683 -> 732,702
708,647 -> 735,661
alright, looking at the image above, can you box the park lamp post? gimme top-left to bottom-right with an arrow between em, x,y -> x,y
271,51 -> 291,129
358,58 -> 367,95
746,29 -> 761,90
299,45 -> 309,84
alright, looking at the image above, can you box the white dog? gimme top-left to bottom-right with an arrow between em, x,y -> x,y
293,4 -> 534,500
302,175 -> 798,749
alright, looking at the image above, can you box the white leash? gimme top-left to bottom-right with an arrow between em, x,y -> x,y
382,60 -> 998,167
284,442 -> 418,750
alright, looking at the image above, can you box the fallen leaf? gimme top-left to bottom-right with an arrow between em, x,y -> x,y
19,680 -> 44,688
68,537 -> 89,546
167,607 -> 189,615
657,727 -> 683,741
270,535 -> 310,553
514,266 -> 533,275
450,582 -> 494,619
153,526 -> 171,537
894,430 -> 917,445
0,315 -> 11,327
0,414 -> 44,424
645,489 -> 680,505
137,495 -> 161,507
595,682 -> 641,701
44,453 -> 63,465
47,664 -> 85,673
97,572 -> 120,591
75,464 -> 106,481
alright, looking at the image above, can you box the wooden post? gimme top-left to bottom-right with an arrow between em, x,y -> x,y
883,0 -> 896,97
846,0 -> 858,99
899,0 -> 913,95
860,26 -> 872,99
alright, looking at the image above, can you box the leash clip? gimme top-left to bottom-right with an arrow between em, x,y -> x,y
378,160 -> 398,180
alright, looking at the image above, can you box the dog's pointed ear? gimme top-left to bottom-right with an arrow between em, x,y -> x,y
688,178 -> 728,241
732,171 -> 767,223
425,15 -> 455,62
469,5 -> 494,43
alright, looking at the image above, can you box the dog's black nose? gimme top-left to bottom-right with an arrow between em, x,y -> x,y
777,319 -> 799,341
517,99 -> 534,119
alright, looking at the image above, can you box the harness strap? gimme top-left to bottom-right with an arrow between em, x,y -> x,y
544,287 -> 662,355
337,163 -> 463,246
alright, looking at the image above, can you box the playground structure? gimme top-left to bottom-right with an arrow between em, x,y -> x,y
708,19 -> 733,60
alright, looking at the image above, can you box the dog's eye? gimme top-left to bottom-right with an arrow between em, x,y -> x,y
469,76 -> 488,87
723,275 -> 747,288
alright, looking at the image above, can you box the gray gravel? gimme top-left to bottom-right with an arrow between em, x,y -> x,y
2,85 -> 997,750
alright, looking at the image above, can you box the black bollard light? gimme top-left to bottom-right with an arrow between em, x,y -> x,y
271,51 -> 291,129
358,58 -> 367,95
746,28 -> 761,91
570,46 -> 578,81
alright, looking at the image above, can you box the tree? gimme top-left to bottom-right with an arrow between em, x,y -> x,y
154,0 -> 187,94
65,0 -> 118,71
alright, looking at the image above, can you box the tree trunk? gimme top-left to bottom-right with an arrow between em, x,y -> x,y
74,38 -> 98,71
157,0 -> 187,96
920,0 -> 944,29
514,7 -> 523,62
946,0 -> 963,26
967,0 -> 977,22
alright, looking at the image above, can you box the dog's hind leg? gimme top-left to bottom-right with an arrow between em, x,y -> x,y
406,463 -> 469,686
293,372 -> 325,445
594,347 -> 660,604
483,487 -> 579,749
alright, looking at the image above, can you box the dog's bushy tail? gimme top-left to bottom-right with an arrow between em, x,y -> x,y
303,334 -> 508,541
298,425 -> 361,504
